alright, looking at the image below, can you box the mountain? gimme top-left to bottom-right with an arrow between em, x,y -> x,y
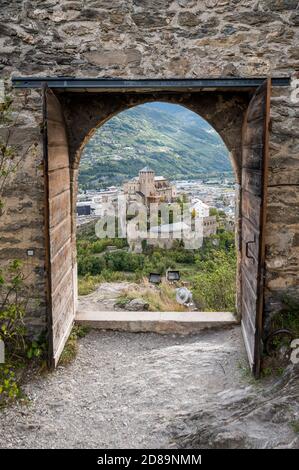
79,101 -> 232,189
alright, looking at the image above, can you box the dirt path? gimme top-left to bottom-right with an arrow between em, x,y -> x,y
0,327 -> 298,448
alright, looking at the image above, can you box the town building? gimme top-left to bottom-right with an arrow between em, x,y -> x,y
123,167 -> 177,205
190,199 -> 210,218
127,215 -> 218,252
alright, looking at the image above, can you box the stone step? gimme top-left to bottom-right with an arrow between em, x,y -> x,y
75,310 -> 237,334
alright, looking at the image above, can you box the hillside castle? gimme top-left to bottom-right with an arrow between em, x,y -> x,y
123,167 -> 177,204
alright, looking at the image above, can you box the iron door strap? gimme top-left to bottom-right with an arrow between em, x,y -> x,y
245,236 -> 256,261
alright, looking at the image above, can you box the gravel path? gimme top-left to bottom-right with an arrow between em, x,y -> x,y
0,327 -> 247,448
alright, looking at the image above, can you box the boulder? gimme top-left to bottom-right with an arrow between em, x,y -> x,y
125,298 -> 149,311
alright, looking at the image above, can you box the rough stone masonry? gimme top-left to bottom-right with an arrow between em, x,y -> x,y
0,1 -> 299,339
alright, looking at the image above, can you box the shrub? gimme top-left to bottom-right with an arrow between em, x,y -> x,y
192,248 -> 236,312
104,251 -> 144,272
0,366 -> 21,403
78,255 -> 105,276
171,249 -> 195,264
0,260 -> 45,405
0,260 -> 28,359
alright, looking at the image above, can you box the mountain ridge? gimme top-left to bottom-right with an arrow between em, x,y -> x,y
79,102 -> 232,189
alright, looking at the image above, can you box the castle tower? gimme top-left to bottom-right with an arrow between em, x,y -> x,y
139,167 -> 155,198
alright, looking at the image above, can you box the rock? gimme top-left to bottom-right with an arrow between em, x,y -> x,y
221,63 -> 238,76
290,12 -> 299,25
221,24 -> 237,36
178,0 -> 198,7
79,9 -> 104,21
169,365 -> 299,449
229,11 -> 278,25
133,0 -> 172,7
177,12 -> 200,28
125,298 -> 150,311
85,49 -> 141,67
261,0 -> 298,11
132,12 -> 175,28
205,0 -> 219,7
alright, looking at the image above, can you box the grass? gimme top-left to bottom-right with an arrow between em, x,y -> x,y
237,360 -> 265,386
78,275 -> 104,295
117,279 -> 188,312
78,271 -> 139,295
58,326 -> 90,366
175,263 -> 198,282
260,365 -> 284,379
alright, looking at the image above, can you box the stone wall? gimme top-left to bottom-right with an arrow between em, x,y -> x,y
0,0 -> 299,337
1,1 -> 299,78
0,89 -> 46,335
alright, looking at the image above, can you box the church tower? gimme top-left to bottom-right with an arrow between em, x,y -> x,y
139,167 -> 155,198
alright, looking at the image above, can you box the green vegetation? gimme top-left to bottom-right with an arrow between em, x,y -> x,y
78,272 -> 139,296
59,326 -> 90,366
0,92 -> 44,406
77,219 -> 237,312
192,231 -> 236,312
0,260 -> 46,406
79,102 -> 231,190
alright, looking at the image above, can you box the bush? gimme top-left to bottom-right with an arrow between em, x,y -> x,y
0,260 -> 28,359
171,249 -> 195,264
0,260 -> 45,406
90,238 -> 128,254
192,248 -> 236,312
104,251 -> 144,272
78,255 -> 105,276
0,366 -> 21,402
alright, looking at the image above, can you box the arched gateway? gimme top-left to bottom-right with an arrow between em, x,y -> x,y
18,77 -> 273,376
1,2 -> 299,378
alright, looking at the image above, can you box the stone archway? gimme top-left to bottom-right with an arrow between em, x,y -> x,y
45,86 -> 252,367
67,93 -> 248,313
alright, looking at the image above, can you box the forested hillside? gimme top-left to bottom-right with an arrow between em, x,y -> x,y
79,102 -> 231,189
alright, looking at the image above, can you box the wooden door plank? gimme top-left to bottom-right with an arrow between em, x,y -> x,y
241,78 -> 271,378
45,89 -> 75,368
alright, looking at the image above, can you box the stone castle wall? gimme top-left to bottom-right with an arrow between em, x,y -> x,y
0,0 -> 299,336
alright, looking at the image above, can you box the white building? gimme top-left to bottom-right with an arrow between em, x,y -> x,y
190,199 -> 210,218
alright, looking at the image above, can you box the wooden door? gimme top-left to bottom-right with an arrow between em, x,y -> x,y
43,87 -> 76,368
241,78 -> 271,378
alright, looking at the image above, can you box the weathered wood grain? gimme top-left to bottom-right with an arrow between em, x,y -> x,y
46,89 -> 76,368
241,79 -> 270,378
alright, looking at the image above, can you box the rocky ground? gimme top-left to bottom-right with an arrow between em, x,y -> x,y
78,281 -> 178,312
0,326 -> 298,449
78,281 -> 135,311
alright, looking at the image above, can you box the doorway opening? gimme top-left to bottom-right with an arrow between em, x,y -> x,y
76,101 -> 237,320
39,78 -> 272,376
